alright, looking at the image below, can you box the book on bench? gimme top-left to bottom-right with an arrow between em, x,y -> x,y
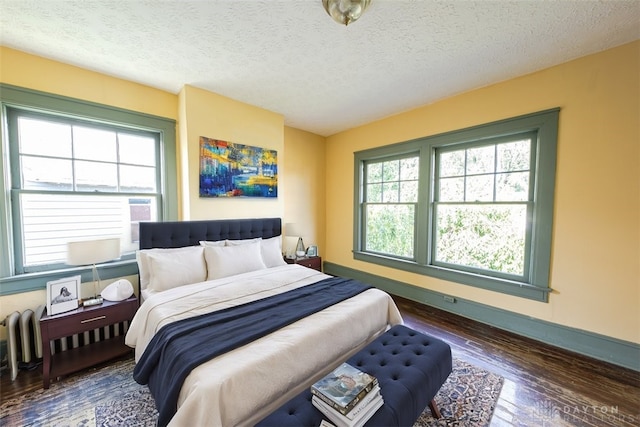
312,384 -> 383,427
310,362 -> 382,425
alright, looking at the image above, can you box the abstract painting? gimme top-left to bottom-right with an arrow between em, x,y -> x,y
199,136 -> 277,198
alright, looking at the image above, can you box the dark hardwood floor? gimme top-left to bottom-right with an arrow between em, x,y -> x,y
1,295 -> 638,426
394,296 -> 640,426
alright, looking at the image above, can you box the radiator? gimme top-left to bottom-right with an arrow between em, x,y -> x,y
1,305 -> 45,381
1,306 -> 129,381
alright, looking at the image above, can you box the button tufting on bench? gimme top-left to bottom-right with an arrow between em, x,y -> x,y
256,325 -> 453,427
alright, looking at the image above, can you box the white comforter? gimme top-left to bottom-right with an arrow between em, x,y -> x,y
125,264 -> 403,427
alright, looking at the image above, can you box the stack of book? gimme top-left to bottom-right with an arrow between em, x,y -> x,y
310,363 -> 383,427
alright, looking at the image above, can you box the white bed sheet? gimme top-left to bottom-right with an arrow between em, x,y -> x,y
139,287 -> 154,304
125,264 -> 403,427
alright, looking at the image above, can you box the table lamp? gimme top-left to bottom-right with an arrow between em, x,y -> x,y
285,223 -> 306,258
66,237 -> 121,306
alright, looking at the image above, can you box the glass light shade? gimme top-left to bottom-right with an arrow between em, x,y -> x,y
322,0 -> 372,26
295,237 -> 306,258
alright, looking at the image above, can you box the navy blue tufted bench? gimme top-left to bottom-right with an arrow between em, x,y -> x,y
256,324 -> 453,426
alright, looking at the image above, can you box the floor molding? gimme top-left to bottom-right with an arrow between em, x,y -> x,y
324,262 -> 640,372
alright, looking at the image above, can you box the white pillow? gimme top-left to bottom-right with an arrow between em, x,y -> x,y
138,247 -> 204,290
226,236 -> 286,268
204,241 -> 267,280
225,237 -> 261,246
199,240 -> 227,247
260,236 -> 287,268
144,246 -> 207,292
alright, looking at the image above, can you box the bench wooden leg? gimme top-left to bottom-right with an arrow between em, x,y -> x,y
428,399 -> 442,419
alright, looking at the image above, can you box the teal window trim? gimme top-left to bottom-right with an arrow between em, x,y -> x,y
0,83 -> 178,295
0,260 -> 139,296
430,130 -> 538,283
6,107 -> 165,274
353,108 -> 559,302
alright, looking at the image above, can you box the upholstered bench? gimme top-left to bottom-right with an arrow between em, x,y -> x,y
256,324 -> 453,426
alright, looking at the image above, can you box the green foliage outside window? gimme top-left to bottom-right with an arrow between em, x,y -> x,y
435,204 -> 526,275
366,204 -> 415,258
434,136 -> 531,276
353,108 -> 558,301
364,156 -> 418,258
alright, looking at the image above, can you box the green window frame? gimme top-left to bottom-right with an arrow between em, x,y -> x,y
0,84 -> 178,294
362,154 -> 420,259
353,109 -> 559,301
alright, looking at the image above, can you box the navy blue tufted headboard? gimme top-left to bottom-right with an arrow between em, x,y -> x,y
139,218 -> 282,250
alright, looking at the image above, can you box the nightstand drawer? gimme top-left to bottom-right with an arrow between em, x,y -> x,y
41,298 -> 137,340
44,305 -> 126,338
295,257 -> 321,271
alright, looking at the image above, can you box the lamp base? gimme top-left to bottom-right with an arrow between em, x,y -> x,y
82,296 -> 103,307
295,236 -> 305,259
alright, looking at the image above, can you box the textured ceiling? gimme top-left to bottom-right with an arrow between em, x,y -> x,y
0,1 -> 638,136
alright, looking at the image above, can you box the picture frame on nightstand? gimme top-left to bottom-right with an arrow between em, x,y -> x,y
306,245 -> 318,257
46,275 -> 81,315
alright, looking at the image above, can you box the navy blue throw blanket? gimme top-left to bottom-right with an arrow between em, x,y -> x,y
133,277 -> 372,427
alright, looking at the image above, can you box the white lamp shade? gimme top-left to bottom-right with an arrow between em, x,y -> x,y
66,238 -> 121,266
285,223 -> 300,238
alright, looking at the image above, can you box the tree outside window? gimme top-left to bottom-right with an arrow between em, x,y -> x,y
354,109 -> 559,301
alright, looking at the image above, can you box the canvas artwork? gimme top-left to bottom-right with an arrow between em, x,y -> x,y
199,137 -> 278,198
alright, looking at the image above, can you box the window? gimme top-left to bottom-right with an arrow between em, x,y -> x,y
0,84 -> 177,286
354,109 -> 559,301
9,110 -> 159,272
433,134 -> 534,278
364,155 -> 419,258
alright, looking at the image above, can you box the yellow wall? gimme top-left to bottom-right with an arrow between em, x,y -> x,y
0,49 -> 315,336
0,47 -> 180,338
178,85 -> 285,220
283,126 -> 326,256
324,41 -> 640,344
1,42 -> 638,348
0,47 -> 177,120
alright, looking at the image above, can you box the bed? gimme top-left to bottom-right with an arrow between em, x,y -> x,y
124,217 -> 403,427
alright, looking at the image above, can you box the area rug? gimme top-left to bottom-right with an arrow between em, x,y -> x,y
0,357 -> 502,427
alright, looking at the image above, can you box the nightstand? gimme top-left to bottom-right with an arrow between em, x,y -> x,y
285,256 -> 322,272
39,296 -> 138,389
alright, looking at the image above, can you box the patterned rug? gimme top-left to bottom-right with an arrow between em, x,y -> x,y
0,357 -> 502,426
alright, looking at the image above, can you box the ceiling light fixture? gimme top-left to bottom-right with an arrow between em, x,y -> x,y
322,0 -> 371,26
